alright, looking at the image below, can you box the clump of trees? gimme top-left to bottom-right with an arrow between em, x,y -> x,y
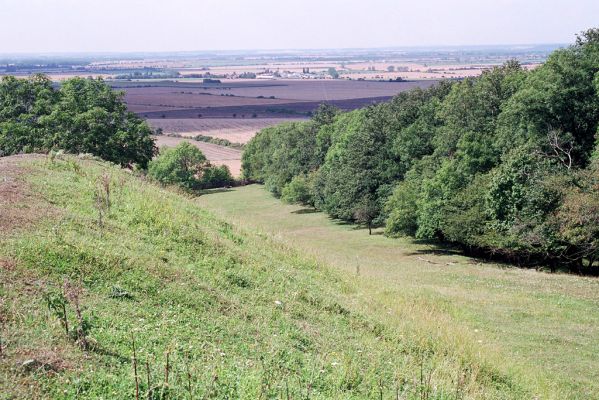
148,142 -> 233,190
242,28 -> 599,273
0,75 -> 156,168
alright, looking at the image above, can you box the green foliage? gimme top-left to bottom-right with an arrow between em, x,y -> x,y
554,160 -> 599,269
148,142 -> 234,191
439,174 -> 492,248
192,134 -> 244,150
497,33 -> 599,166
148,142 -> 207,189
0,74 -> 57,155
281,172 -> 316,206
313,107 -> 400,221
200,164 -> 234,188
242,121 -> 323,196
0,75 -> 156,168
242,30 -> 599,271
384,179 -> 420,237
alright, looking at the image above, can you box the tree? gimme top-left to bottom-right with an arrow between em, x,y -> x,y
497,38 -> 599,167
555,160 -> 599,271
240,28 -> 599,271
281,172 -> 316,207
148,142 -> 207,189
328,67 -> 339,79
200,164 -> 234,189
0,75 -> 156,168
353,196 -> 378,235
0,74 -> 57,155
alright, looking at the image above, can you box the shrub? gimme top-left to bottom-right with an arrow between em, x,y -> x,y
148,142 -> 207,190
281,172 -> 316,206
148,142 -> 235,190
199,164 -> 234,189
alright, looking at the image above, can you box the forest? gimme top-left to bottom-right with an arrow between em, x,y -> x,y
242,29 -> 599,273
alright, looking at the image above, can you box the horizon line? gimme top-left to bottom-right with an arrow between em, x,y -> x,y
0,42 -> 568,59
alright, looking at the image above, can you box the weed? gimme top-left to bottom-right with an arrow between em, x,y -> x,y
63,279 -> 91,350
94,173 -> 111,227
44,289 -> 69,336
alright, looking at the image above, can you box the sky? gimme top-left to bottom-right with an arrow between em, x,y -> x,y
1,0 -> 598,53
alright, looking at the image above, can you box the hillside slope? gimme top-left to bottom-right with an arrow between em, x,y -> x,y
0,155 -> 535,399
198,185 -> 599,399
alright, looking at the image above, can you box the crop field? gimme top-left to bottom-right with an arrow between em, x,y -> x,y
153,135 -> 242,176
114,80 -> 437,119
198,184 -> 599,399
122,85 -> 295,113
148,117 -> 307,144
115,79 -> 437,151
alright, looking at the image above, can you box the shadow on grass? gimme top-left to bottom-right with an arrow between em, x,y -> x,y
199,188 -> 235,196
406,239 -> 463,256
291,208 -> 319,215
89,343 -> 129,364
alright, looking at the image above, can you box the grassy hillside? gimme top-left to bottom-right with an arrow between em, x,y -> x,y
0,155 -> 535,399
198,185 -> 599,400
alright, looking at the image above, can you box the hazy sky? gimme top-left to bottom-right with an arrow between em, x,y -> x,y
2,0 -> 598,53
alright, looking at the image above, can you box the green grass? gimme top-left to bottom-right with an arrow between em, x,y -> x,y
198,184 -> 599,400
0,156 -> 538,399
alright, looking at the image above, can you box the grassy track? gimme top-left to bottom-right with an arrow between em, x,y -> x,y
198,184 -> 599,399
0,156 -> 539,399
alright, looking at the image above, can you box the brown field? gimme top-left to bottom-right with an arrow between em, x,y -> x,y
115,80 -> 437,120
153,135 -> 242,177
148,117 -> 307,143
123,85 -> 297,114
186,80 -> 431,101
119,79 -> 436,146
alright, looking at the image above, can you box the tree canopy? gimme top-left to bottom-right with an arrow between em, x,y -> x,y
0,75 -> 156,168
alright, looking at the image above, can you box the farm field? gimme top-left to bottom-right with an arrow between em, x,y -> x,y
148,117 -> 306,144
153,135 -> 242,176
197,184 -> 599,399
114,80 -> 437,119
118,79 -> 437,152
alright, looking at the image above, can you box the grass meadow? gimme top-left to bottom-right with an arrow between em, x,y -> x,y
0,156 -> 541,399
198,185 -> 599,399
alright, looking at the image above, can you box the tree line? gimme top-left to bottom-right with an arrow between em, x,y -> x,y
242,29 -> 599,274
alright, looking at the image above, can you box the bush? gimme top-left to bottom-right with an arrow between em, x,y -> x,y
148,142 -> 207,190
200,164 -> 234,189
281,172 -> 316,206
148,142 -> 235,190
